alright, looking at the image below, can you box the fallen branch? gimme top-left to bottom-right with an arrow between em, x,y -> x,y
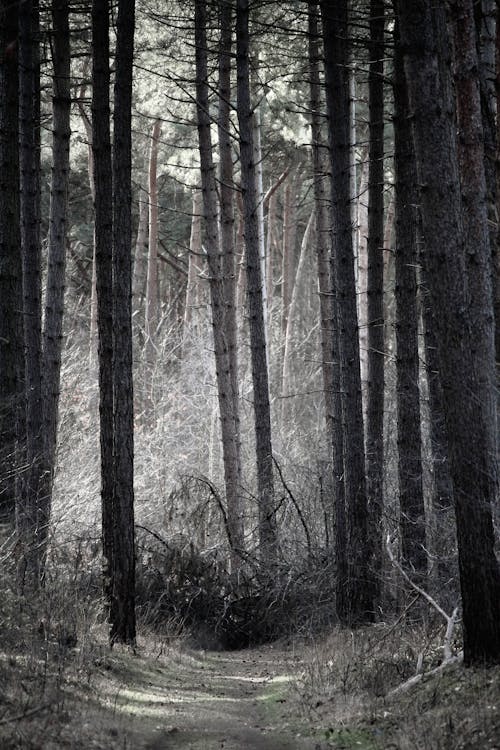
387,652 -> 463,696
385,534 -> 452,623
0,704 -> 51,726
385,534 -> 461,694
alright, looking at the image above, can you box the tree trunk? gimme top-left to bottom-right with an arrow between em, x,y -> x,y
495,12 -> 500,455
18,0 -> 43,584
366,0 -> 385,604
308,4 -> 346,595
0,0 -> 23,524
281,173 -> 298,352
132,187 -> 149,314
183,190 -> 204,344
218,0 -> 242,542
475,0 -> 496,245
111,0 -> 136,645
419,265 -> 456,600
321,0 -> 372,625
75,72 -> 98,367
194,0 -> 244,570
253,96 -> 267,343
282,210 -> 315,408
144,119 -> 162,369
264,170 -> 288,344
42,0 -> 71,556
236,0 -> 277,566
356,159 -> 369,420
92,0 -> 116,640
393,15 -> 427,582
398,0 -> 500,665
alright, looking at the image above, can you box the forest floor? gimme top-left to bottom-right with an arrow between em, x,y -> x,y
1,630 -> 500,749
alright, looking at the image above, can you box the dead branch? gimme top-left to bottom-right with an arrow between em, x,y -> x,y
385,533 -> 453,624
0,704 -> 51,726
385,534 -> 462,695
273,457 -> 312,556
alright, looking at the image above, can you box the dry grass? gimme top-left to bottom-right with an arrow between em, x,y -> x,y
290,620 -> 500,749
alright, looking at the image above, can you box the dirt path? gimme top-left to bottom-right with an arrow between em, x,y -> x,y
94,642 -> 324,750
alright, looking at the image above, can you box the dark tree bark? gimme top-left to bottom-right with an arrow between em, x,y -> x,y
236,0 -> 277,566
452,1 -> 495,369
320,0 -> 373,625
218,0 -> 240,462
419,266 -> 456,599
18,0 -> 43,583
393,13 -> 427,582
91,0 -> 116,637
398,0 -> 500,665
43,0 -> 71,548
0,1 -> 23,524
194,0 -> 244,570
366,0 -> 385,605
111,0 -> 136,645
474,0 -> 496,248
308,1 -> 347,613
495,10 -> 500,451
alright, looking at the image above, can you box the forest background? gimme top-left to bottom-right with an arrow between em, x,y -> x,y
0,0 -> 500,744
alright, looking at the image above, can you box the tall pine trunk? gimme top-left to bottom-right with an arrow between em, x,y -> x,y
218,0 -> 240,466
92,0 -> 116,639
236,0 -> 277,566
111,0 -> 136,645
194,0 -> 244,570
366,0 -> 385,604
399,0 -> 500,665
321,0 -> 373,624
419,270 -> 456,599
393,15 -> 427,582
18,0 -> 43,584
308,2 -> 347,612
43,0 -> 71,549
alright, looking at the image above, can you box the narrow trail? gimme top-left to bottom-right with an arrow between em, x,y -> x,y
96,642 -> 324,750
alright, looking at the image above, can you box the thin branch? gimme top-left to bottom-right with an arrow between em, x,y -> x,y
385,533 -> 451,623
273,457 -> 312,556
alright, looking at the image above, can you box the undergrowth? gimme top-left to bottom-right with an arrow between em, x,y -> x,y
0,535 -> 117,750
135,524 -> 337,649
292,619 -> 500,749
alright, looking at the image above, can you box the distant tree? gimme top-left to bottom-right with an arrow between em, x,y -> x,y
320,0 -> 373,625
308,0 -> 348,618
236,0 -> 277,566
398,0 -> 500,665
365,0 -> 385,603
132,186 -> 149,315
43,0 -> 71,555
144,117 -> 162,407
183,190 -> 204,344
194,0 -> 244,570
